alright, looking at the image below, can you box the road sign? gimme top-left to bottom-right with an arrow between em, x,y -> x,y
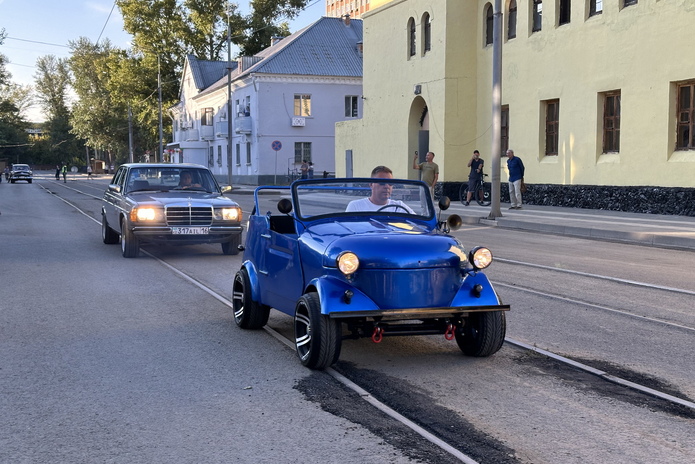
271,140 -> 282,151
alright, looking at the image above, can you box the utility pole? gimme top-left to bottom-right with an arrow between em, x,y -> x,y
128,104 -> 134,163
226,6 -> 234,188
488,0 -> 503,219
158,55 -> 164,163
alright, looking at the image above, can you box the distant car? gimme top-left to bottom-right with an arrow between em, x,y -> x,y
101,163 -> 243,258
9,164 -> 33,183
233,178 -> 509,370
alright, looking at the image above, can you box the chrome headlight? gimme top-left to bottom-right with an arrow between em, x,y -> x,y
215,207 -> 242,221
469,246 -> 493,270
131,207 -> 160,222
337,252 -> 359,276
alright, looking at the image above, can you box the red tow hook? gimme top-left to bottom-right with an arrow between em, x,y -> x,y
371,326 -> 384,343
444,324 -> 456,340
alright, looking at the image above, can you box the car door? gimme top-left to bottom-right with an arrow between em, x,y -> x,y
257,213 -> 303,315
103,167 -> 127,232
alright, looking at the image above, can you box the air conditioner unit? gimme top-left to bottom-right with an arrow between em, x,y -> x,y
291,117 -> 306,127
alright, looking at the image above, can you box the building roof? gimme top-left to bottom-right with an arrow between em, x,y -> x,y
186,54 -> 237,91
243,16 -> 363,78
194,17 -> 363,98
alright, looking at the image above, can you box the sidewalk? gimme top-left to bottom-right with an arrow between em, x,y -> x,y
451,202 -> 695,251
231,184 -> 695,251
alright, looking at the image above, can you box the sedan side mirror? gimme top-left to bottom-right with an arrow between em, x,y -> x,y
108,184 -> 122,194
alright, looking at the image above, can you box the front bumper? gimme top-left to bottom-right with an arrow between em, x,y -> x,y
131,225 -> 242,243
329,304 -> 510,320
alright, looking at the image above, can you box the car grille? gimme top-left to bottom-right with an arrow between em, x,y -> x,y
166,206 -> 213,226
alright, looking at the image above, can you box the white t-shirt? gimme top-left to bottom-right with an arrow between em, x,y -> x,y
345,197 -> 415,213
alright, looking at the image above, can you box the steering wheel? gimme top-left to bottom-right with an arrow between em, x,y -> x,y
376,204 -> 409,213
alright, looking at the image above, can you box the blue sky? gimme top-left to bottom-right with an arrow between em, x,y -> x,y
0,0 -> 325,119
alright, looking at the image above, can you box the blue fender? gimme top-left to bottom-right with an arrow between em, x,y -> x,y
309,276 -> 380,316
241,260 -> 264,305
450,272 -> 502,307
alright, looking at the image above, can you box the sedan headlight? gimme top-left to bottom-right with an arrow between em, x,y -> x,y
215,207 -> 242,221
131,207 -> 159,222
469,246 -> 493,270
337,252 -> 359,276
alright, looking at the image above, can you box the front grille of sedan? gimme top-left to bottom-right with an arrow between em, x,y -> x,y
166,206 -> 213,226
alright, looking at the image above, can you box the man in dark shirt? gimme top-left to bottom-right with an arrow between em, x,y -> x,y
506,149 -> 525,209
464,150 -> 485,205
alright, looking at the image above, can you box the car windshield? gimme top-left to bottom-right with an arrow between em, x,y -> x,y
13,165 -> 30,170
292,179 -> 434,220
125,167 -> 218,193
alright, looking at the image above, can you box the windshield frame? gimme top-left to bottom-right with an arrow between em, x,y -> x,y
290,178 -> 435,222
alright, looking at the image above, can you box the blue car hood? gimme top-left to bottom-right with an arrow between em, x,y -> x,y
305,220 -> 467,269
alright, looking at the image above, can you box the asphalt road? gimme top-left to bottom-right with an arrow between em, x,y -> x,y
1,175 -> 693,464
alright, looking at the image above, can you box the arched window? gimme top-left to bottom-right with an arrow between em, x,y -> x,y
485,4 -> 493,46
508,0 -> 517,40
408,18 -> 416,57
422,13 -> 431,54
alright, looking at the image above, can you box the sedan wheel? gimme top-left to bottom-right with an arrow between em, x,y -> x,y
232,268 -> 269,329
221,233 -> 241,255
294,292 -> 341,370
102,214 -> 119,244
455,311 -> 506,357
120,218 -> 140,258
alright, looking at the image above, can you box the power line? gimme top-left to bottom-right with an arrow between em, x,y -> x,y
4,36 -> 69,48
96,0 -> 118,45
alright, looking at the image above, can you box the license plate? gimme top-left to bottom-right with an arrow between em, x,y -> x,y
172,227 -> 209,235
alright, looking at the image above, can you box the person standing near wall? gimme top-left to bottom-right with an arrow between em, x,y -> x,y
465,150 -> 485,206
412,151 -> 439,199
506,149 -> 525,209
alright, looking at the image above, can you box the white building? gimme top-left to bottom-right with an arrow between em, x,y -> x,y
169,16 -> 363,185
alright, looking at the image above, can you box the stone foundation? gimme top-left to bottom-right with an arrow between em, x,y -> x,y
438,182 -> 695,217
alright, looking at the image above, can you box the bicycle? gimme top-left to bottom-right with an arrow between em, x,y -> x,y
459,173 -> 491,206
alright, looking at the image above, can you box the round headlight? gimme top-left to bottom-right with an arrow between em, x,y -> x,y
337,252 -> 359,276
470,247 -> 493,270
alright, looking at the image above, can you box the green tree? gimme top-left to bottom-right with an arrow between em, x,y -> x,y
69,38 -> 129,164
0,29 -> 30,163
34,55 -> 85,166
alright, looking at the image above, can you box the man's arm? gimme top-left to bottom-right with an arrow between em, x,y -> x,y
412,152 -> 421,170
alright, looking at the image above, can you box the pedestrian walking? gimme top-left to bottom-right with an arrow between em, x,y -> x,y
465,150 -> 485,205
308,162 -> 314,179
87,165 -> 93,179
55,165 -> 60,181
300,160 -> 309,179
506,149 -> 525,209
412,151 -> 439,199
61,164 -> 68,183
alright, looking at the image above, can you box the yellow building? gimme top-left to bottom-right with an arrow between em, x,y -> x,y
335,0 -> 695,189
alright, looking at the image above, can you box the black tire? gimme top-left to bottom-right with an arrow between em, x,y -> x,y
102,214 -> 119,244
476,181 -> 492,206
232,268 -> 270,329
120,218 -> 139,258
455,311 -> 506,357
294,292 -> 341,370
221,233 -> 241,255
459,182 -> 469,205
28,179 -> 32,184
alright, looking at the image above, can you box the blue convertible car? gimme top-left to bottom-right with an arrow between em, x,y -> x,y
233,178 -> 509,369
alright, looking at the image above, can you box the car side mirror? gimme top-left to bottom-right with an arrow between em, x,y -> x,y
438,196 -> 451,211
278,198 -> 293,214
220,185 -> 232,194
108,184 -> 122,194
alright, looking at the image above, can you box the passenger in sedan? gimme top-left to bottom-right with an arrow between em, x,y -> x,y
345,166 -> 415,213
